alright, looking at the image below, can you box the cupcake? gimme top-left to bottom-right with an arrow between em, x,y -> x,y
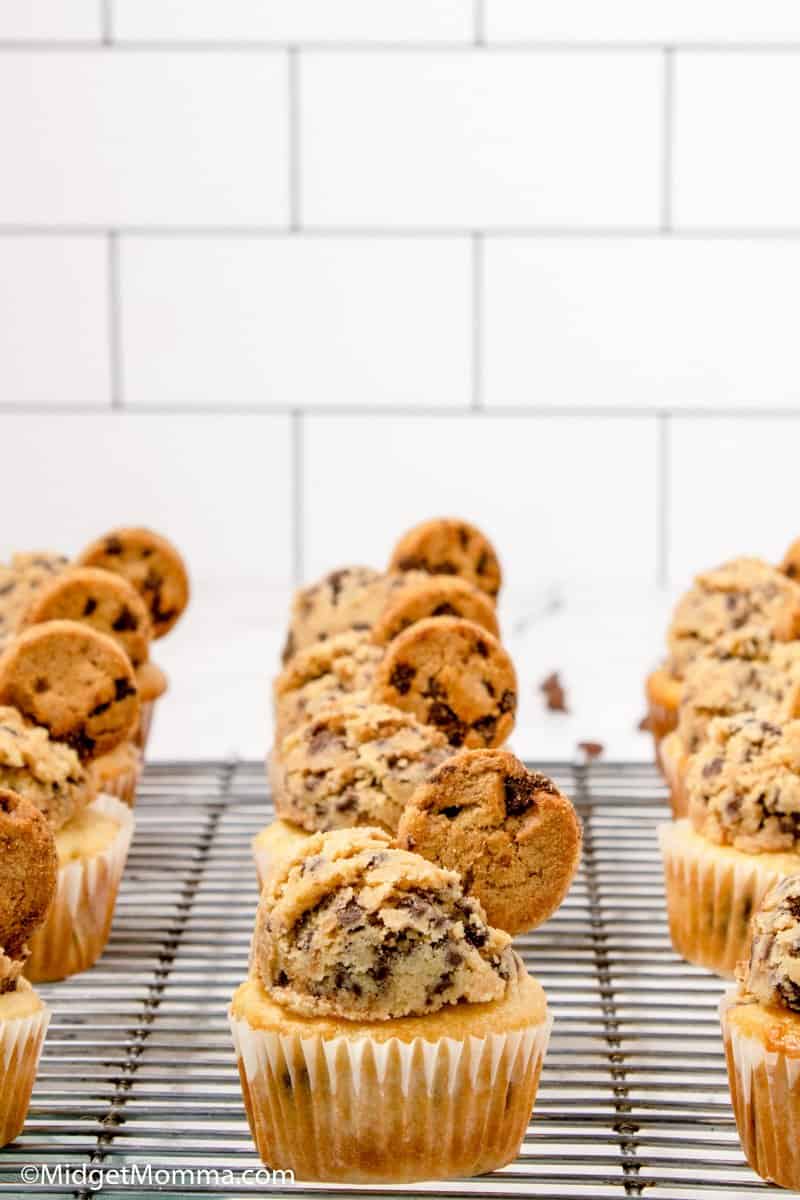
721,875 -> 800,1188
0,787 -> 57,1146
660,710 -> 800,976
230,827 -> 550,1183
0,621 -> 140,981
646,557 -> 800,761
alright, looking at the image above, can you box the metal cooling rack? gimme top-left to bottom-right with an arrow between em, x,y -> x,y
0,760 -> 786,1198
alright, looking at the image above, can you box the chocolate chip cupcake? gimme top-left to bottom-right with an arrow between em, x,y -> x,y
230,827 -> 550,1183
646,557 -> 800,763
0,788 -> 57,1146
660,711 -> 800,976
721,875 -> 800,1188
660,630 -> 800,819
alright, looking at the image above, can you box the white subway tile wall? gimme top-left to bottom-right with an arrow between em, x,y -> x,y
0,5 -> 798,616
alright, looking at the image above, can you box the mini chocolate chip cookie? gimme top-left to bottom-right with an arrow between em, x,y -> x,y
371,616 -> 517,748
389,518 -> 502,600
0,788 -> 58,961
396,749 -> 582,935
370,574 -> 500,647
22,567 -> 152,669
77,527 -> 189,639
0,620 -> 139,760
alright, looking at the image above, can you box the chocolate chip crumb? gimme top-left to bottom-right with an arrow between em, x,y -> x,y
540,671 -> 568,713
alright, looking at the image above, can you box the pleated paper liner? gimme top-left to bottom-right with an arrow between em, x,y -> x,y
25,794 -> 134,983
659,820 -> 800,977
230,994 -> 551,1183
721,989 -> 800,1190
0,1003 -> 50,1147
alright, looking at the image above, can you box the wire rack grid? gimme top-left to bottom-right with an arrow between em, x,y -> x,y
0,759 -> 786,1199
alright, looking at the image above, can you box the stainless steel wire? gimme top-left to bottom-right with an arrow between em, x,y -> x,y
0,760 -> 785,1197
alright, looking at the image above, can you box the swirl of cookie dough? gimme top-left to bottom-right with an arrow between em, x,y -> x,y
389,517 -> 502,600
272,700 -> 452,834
273,630 -> 384,741
667,557 -> 800,680
687,712 -> 800,853
741,875 -> 800,1011
677,629 -> 800,754
0,787 -> 58,965
253,826 -> 514,1021
370,574 -> 500,647
0,706 -> 95,830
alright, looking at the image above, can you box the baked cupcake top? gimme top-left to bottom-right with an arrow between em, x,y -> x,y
273,630 -> 384,739
0,705 -> 95,831
667,557 -> 800,680
740,875 -> 800,1012
0,788 -> 58,976
677,629 -> 800,753
253,826 -> 514,1022
273,700 -> 452,834
687,711 -> 800,853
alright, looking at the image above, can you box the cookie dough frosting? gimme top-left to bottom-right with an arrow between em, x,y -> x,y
273,631 -> 384,740
740,875 -> 800,1011
273,701 -> 452,834
677,630 -> 800,754
667,557 -> 800,680
253,827 -> 514,1022
0,551 -> 68,651
282,567 -> 417,664
687,712 -> 800,853
0,706 -> 94,830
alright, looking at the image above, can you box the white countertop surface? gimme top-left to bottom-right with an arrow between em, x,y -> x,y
147,577 -> 675,766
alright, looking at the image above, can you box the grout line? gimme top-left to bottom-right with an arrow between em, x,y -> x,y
107,231 -> 123,410
660,48 -> 675,233
291,410 -> 305,586
0,403 -> 799,419
100,0 -> 112,45
5,39 -> 800,52
474,0 -> 486,46
471,233 -> 484,410
13,224 -> 800,239
288,47 -> 301,232
657,412 -> 671,588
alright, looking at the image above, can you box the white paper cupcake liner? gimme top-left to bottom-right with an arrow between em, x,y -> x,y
721,989 -> 800,1188
659,820 -> 798,977
0,1004 -> 50,1147
26,794 -> 134,983
133,699 -> 157,753
229,1009 -> 551,1183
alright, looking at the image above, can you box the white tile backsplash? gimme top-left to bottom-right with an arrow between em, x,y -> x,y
0,237 -> 110,407
0,1 -> 100,41
674,52 -> 800,229
0,52 -> 288,226
303,414 -> 660,587
111,0 -> 473,43
669,417 -> 800,585
301,51 -> 663,228
485,238 -> 800,409
120,236 -> 471,408
486,1 -> 800,42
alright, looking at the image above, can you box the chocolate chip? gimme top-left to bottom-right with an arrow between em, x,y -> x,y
389,663 -> 416,695
307,726 -> 340,754
326,569 -> 349,605
83,597 -> 98,617
422,675 -> 446,700
442,805 -> 463,819
476,551 -> 489,575
33,677 -> 49,695
540,671 -> 568,714
427,701 -> 467,746
104,536 -> 123,555
431,602 -> 458,618
475,639 -> 489,658
112,605 -> 138,632
458,527 -> 469,549
788,563 -> 798,579
429,970 -> 455,997
114,677 -> 136,702
276,970 -> 289,987
89,700 -> 112,717
504,774 -> 538,817
0,582 -> 15,597
702,756 -> 724,779
499,689 -> 516,714
66,727 -> 96,759
337,899 -> 364,929
472,714 -> 497,742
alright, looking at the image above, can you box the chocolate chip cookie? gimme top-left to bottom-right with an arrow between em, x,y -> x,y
254,825 -> 513,1021
0,620 -> 139,760
0,788 -> 58,961
273,630 -> 384,741
372,616 -> 517,748
271,700 -> 452,834
396,749 -> 582,935
78,527 -> 189,639
22,567 -> 152,669
389,518 -> 502,599
370,574 -> 500,646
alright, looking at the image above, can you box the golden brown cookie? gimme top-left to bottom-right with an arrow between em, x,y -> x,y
389,518 -> 502,600
0,620 -> 139,760
782,536 -> 800,582
370,574 -> 500,647
396,749 -> 582,935
77,527 -> 189,638
0,788 -> 58,960
22,566 -> 152,669
372,617 -> 516,748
